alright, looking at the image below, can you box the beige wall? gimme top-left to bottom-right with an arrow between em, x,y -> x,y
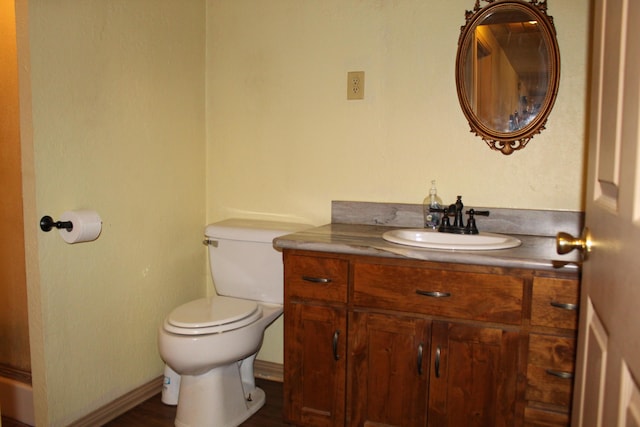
19,1 -> 206,425
206,0 -> 591,363
206,0 -> 589,223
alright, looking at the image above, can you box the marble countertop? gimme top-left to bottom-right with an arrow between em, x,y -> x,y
274,223 -> 582,273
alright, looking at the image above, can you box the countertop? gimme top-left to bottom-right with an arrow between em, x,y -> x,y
274,223 -> 581,273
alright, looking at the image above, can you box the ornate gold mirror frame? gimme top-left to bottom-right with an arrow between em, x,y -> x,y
456,0 -> 560,155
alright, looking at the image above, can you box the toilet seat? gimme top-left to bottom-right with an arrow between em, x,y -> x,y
163,296 -> 262,335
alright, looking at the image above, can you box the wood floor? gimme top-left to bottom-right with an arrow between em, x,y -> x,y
1,379 -> 286,427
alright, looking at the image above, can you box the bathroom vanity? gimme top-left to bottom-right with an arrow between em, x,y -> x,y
275,202 -> 582,427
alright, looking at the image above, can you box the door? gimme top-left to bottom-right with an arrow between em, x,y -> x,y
348,311 -> 430,427
427,322 -> 519,427
570,0 -> 640,425
284,302 -> 347,427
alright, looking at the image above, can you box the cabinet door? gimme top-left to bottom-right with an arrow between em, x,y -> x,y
284,302 -> 347,427
428,322 -> 520,427
348,311 -> 431,427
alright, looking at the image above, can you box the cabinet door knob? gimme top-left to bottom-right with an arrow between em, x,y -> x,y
332,330 -> 340,361
435,346 -> 442,378
417,343 -> 424,375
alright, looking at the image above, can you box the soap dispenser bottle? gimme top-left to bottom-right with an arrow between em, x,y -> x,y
423,180 -> 442,229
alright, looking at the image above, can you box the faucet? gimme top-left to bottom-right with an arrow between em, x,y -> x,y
429,196 -> 489,234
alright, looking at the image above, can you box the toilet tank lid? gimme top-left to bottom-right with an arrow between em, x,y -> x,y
205,218 -> 311,242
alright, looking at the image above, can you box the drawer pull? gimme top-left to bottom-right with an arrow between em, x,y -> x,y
550,301 -> 578,311
302,276 -> 332,284
332,330 -> 340,361
546,369 -> 574,379
435,346 -> 441,378
416,290 -> 452,298
417,343 -> 424,375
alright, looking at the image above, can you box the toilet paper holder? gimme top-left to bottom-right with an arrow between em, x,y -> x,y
39,215 -> 73,232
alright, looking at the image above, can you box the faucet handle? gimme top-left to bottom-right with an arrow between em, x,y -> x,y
464,209 -> 490,234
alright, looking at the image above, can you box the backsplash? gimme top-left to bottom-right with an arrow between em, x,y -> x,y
331,201 -> 584,238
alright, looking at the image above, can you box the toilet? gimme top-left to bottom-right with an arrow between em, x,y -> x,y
157,218 -> 308,427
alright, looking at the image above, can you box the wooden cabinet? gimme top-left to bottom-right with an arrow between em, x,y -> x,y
347,313 -> 521,427
283,250 -> 580,427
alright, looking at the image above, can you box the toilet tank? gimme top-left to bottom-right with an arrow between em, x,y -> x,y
204,219 -> 310,304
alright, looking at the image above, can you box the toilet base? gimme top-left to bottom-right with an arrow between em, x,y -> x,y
174,362 -> 265,427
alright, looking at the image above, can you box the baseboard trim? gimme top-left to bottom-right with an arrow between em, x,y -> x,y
67,376 -> 163,427
254,360 -> 283,383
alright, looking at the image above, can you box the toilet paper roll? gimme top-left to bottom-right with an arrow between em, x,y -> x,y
58,210 -> 102,244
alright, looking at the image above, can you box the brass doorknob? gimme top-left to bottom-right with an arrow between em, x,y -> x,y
556,228 -> 592,259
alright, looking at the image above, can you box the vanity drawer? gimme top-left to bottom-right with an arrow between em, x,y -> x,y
531,277 -> 579,330
284,253 -> 349,303
352,262 -> 524,324
526,334 -> 576,407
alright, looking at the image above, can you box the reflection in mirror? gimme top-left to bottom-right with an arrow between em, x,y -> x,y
456,1 -> 560,155
467,12 -> 549,132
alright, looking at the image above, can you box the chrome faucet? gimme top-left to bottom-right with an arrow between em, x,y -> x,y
429,196 -> 489,235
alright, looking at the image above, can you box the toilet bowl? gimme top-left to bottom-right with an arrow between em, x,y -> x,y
157,219 -> 309,427
158,301 -> 282,427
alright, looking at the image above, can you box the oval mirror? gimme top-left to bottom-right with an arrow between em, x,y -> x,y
456,0 -> 560,155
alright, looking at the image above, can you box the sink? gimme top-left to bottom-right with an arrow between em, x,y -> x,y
382,228 -> 521,251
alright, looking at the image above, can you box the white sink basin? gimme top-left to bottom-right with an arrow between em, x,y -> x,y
382,228 -> 521,251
